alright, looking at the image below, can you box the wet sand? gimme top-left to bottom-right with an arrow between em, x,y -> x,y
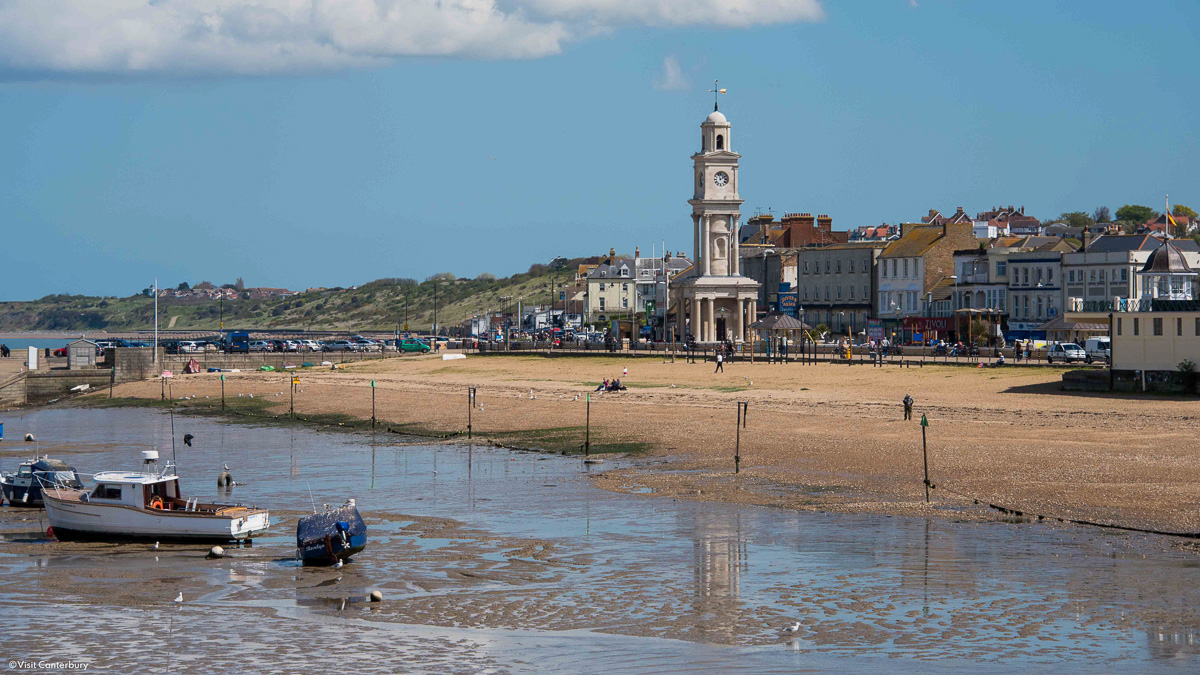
92,354 -> 1200,534
2,408 -> 1200,672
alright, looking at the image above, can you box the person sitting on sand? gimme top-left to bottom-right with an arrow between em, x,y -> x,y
596,379 -> 608,392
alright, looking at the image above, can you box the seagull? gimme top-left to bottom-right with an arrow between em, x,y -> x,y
784,622 -> 800,633
333,560 -> 343,570
154,541 -> 160,549
174,592 -> 183,603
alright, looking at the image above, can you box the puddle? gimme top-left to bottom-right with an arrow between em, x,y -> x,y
1,407 -> 1199,671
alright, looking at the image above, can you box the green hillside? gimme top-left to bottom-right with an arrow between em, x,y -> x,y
0,258 -> 593,333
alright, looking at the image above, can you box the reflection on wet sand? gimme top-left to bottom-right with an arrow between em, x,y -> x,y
1,407 -> 1199,672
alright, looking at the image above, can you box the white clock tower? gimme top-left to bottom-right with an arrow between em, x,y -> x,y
675,101 -> 760,344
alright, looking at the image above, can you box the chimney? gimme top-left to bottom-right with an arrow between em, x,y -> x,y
956,206 -> 964,215
635,246 -> 640,258
1020,205 -> 1025,215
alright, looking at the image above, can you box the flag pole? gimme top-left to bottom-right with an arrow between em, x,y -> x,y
154,278 -> 159,368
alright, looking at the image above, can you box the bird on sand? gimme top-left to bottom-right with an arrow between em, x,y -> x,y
153,541 -> 159,549
174,592 -> 183,603
784,622 -> 800,633
333,560 -> 343,570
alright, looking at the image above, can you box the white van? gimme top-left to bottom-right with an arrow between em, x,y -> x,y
1084,336 -> 1110,364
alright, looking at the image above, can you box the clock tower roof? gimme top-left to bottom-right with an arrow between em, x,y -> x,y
704,110 -> 728,125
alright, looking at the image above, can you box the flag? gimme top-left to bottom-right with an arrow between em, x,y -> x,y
370,379 -> 376,388
1168,213 -> 1179,229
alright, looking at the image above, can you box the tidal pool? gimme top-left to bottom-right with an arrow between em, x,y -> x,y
0,407 -> 1197,673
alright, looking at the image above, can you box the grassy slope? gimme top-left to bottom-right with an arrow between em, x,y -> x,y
0,262 -> 585,333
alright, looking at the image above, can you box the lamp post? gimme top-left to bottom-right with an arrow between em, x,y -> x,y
760,248 -> 775,314
949,274 -> 959,341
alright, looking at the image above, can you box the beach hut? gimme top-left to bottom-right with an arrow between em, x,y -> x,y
67,339 -> 98,370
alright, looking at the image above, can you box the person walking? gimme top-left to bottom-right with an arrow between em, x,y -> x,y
714,351 -> 724,373
1014,341 -> 1023,362
902,393 -> 914,421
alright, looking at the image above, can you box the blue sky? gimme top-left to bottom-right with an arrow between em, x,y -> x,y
1,1 -> 1197,300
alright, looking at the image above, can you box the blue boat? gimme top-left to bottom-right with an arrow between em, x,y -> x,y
296,499 -> 366,566
1,456 -> 84,508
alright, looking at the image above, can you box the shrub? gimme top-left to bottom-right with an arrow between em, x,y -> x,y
1179,359 -> 1198,394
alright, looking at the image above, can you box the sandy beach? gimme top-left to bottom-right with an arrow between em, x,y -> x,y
90,352 -> 1200,535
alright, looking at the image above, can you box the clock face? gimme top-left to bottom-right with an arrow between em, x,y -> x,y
713,171 -> 729,187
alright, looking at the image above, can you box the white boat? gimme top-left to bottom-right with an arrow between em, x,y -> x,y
42,451 -> 270,543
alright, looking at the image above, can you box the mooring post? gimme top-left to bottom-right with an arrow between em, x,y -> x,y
221,374 -> 226,412
370,378 -> 377,428
467,386 -> 476,439
921,413 -> 930,503
735,401 -> 748,473
585,393 -> 591,456
109,367 -> 114,399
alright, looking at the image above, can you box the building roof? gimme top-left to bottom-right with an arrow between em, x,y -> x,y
1085,234 -> 1200,254
749,312 -> 811,331
879,225 -> 944,258
1139,239 -> 1195,275
588,259 -> 634,279
705,110 -> 728,125
1036,315 -> 1109,333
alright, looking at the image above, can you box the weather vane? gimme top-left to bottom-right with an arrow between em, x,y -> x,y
709,79 -> 727,111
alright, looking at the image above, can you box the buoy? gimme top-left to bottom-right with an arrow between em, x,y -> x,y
369,591 -> 383,603
207,546 -> 226,559
217,470 -> 232,488
24,433 -> 35,442
45,526 -> 55,539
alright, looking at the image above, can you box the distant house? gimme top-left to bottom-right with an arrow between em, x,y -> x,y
849,224 -> 899,242
1138,213 -> 1195,236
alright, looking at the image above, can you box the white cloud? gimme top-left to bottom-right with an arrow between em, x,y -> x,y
523,0 -> 825,28
0,0 -> 824,77
653,55 -> 689,92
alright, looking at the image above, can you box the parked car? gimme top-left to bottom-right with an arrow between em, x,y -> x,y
300,340 -> 322,351
178,341 -> 200,353
159,340 -> 183,355
1084,336 -> 1111,364
398,338 -> 430,354
323,340 -> 358,352
1046,342 -> 1086,364
353,339 -> 379,351
249,340 -> 273,352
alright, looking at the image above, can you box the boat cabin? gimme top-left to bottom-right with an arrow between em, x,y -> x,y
84,471 -> 216,512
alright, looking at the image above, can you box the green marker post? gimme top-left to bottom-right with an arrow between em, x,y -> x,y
920,413 -> 930,503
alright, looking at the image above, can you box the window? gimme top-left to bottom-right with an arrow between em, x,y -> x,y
1037,296 -> 1043,318
1047,268 -> 1053,284
1117,317 -> 1122,336
1036,268 -> 1043,283
599,298 -> 606,310
803,287 -> 808,300
622,283 -> 629,292
891,259 -> 898,277
836,260 -> 842,274
91,484 -> 122,500
1120,268 -> 1128,282
716,134 -> 724,150
1133,318 -> 1139,336
836,286 -> 842,300
1068,270 -> 1075,283
1178,317 -> 1183,336
997,261 -> 1007,276
1090,270 -> 1096,282
864,284 -> 869,299
826,260 -> 831,274
849,260 -> 855,274
598,283 -> 605,291
849,286 -> 855,300
882,261 -> 888,278
622,297 -> 628,309
1153,317 -> 1163,336
804,261 -> 809,274
1024,268 -> 1030,285
825,286 -> 831,301
904,259 -> 910,277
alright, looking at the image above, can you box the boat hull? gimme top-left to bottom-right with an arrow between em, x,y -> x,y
297,502 -> 367,566
1,482 -> 44,508
43,493 -> 269,543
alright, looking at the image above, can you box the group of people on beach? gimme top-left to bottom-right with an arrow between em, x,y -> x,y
595,378 -> 628,392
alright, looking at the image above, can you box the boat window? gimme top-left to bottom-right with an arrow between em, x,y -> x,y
17,466 -> 32,477
91,484 -> 122,500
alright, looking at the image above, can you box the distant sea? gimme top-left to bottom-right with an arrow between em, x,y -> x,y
0,337 -> 96,350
